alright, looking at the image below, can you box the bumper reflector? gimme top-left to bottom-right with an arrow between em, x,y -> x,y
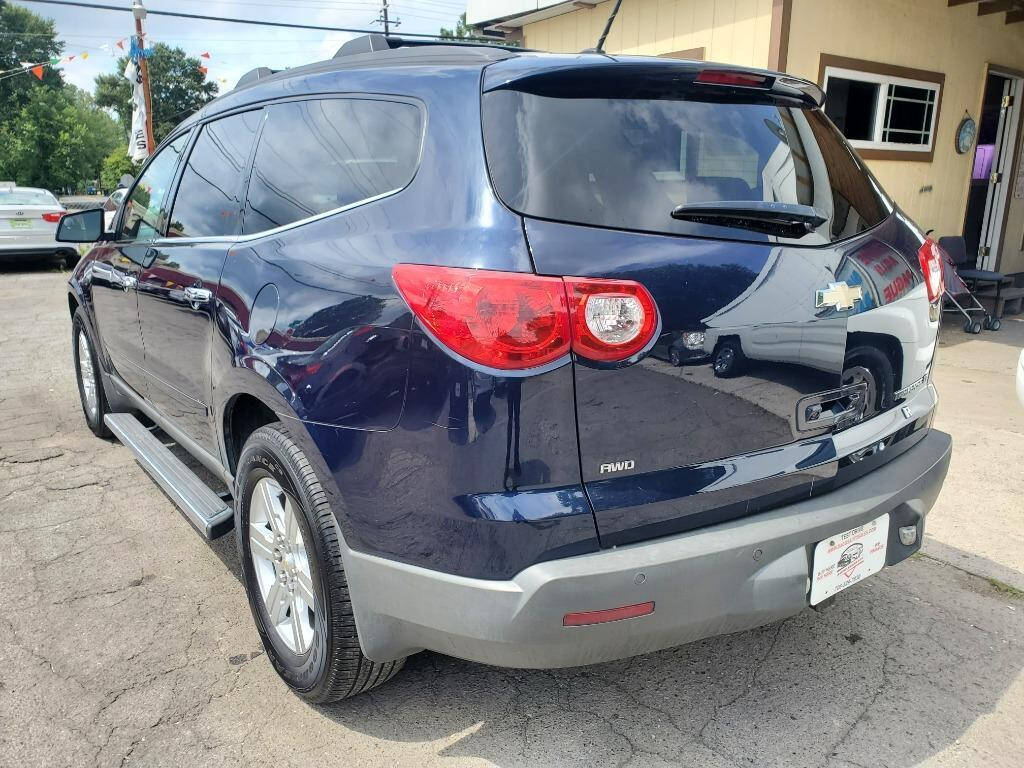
563,601 -> 655,627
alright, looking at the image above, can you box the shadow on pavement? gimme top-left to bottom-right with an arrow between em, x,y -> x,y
302,550 -> 1023,767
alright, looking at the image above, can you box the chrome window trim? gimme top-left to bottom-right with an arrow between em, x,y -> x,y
151,187 -> 402,246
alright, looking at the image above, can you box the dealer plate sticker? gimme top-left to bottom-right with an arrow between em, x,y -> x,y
9,219 -> 30,229
810,513 -> 889,605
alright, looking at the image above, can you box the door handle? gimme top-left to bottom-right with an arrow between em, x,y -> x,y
183,286 -> 213,306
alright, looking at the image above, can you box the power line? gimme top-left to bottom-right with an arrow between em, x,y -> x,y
16,0 -> 456,38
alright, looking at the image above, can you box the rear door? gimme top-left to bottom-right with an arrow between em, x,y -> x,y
483,61 -> 912,546
138,110 -> 262,451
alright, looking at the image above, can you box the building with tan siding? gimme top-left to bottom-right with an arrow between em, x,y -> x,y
467,0 -> 1024,274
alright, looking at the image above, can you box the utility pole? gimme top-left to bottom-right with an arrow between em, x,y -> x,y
373,0 -> 399,35
131,0 -> 155,156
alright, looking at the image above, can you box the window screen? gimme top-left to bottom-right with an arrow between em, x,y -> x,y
166,110 -> 262,238
242,98 -> 422,234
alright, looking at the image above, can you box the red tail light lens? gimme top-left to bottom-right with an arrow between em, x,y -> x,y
41,212 -> 64,223
392,264 -> 571,371
565,277 -> 658,363
918,238 -> 945,304
696,70 -> 769,88
393,265 -> 660,371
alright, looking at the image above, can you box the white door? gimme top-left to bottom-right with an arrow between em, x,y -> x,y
979,75 -> 1022,271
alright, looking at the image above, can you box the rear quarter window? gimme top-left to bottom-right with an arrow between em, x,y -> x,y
242,98 -> 423,235
482,89 -> 891,245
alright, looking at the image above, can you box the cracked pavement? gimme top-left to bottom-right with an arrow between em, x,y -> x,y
1,264 -> 1023,768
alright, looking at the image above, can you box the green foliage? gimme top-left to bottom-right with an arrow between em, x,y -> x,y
94,43 -> 217,143
100,144 -> 138,191
0,1 -> 119,191
439,12 -> 518,46
0,0 -> 65,118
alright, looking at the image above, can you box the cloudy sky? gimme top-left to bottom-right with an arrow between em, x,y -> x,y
11,0 -> 467,93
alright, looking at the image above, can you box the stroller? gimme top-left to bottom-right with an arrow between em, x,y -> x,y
936,235 -> 1001,334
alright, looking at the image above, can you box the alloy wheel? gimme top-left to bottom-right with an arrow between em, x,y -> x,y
77,331 -> 98,421
248,477 -> 316,655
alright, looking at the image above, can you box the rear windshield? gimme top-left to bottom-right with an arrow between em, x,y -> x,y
482,91 -> 891,245
0,190 -> 58,206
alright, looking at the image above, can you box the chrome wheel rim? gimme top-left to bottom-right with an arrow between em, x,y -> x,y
77,331 -> 98,421
249,477 -> 316,654
715,348 -> 734,373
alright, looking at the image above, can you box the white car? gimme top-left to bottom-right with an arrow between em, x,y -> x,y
0,182 -> 77,266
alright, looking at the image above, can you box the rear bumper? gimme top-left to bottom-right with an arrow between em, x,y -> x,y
344,428 -> 951,668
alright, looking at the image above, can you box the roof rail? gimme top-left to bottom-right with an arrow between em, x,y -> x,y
235,66 -> 277,89
333,34 -> 523,59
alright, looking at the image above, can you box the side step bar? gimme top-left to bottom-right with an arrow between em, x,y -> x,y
105,413 -> 234,539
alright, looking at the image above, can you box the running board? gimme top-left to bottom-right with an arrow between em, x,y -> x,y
104,413 -> 234,539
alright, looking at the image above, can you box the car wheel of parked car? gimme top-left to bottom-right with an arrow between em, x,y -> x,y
72,309 -> 111,438
235,422 -> 405,702
62,249 -> 80,268
842,346 -> 894,423
669,347 -> 683,366
712,340 -> 745,378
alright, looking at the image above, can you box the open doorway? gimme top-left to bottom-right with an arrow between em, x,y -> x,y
962,69 -> 1023,271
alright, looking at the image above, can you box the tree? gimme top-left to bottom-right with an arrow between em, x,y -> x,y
0,87 -> 89,190
95,44 -> 217,143
100,145 -> 138,191
439,13 -> 517,45
0,0 -> 65,118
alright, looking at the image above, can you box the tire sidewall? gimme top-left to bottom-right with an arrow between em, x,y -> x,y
844,346 -> 894,413
72,311 -> 108,435
235,433 -> 333,697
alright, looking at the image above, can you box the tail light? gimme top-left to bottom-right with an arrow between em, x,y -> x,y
41,212 -> 64,223
564,277 -> 658,363
918,238 -> 945,304
392,265 -> 659,371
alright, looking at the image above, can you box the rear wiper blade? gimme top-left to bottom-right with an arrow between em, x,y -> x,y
670,200 -> 828,238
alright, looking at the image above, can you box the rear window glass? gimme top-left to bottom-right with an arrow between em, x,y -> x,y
482,91 -> 891,244
242,98 -> 423,234
0,190 -> 58,206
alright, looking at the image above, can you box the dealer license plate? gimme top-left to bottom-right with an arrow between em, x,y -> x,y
8,219 -> 31,229
810,513 -> 889,605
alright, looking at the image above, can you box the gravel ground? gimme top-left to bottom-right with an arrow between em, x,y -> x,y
1,263 -> 1022,768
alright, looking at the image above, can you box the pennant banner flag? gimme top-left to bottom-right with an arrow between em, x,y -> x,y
31,65 -> 44,80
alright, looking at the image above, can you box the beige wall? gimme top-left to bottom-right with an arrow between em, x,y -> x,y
786,0 -> 1024,271
521,0 -> 775,68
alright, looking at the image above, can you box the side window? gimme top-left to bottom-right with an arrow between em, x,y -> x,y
119,132 -> 190,241
242,98 -> 422,235
166,110 -> 262,239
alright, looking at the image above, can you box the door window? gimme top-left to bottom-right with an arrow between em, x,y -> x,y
242,98 -> 423,234
166,110 -> 263,238
119,132 -> 190,241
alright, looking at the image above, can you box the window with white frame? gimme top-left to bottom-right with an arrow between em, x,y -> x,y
823,65 -> 941,154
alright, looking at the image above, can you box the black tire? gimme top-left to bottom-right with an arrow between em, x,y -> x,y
62,249 -> 80,268
984,316 -> 1001,331
970,321 -> 983,334
72,309 -> 111,438
669,346 -> 683,366
235,422 -> 404,703
842,345 -> 894,422
712,340 -> 745,378
963,319 -> 974,334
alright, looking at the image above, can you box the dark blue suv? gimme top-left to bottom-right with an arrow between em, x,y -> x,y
59,36 -> 952,702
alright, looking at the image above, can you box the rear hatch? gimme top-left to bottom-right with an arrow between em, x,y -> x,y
482,58 -> 936,546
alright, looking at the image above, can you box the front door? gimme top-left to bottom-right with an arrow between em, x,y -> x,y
135,110 -> 262,452
91,132 -> 191,396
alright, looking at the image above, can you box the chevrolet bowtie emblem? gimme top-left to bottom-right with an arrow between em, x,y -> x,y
815,281 -> 863,311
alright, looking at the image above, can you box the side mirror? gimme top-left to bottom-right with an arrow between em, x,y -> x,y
118,173 -> 135,189
56,208 -> 108,243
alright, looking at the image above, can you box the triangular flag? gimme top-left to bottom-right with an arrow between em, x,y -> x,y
31,65 -> 44,80
49,57 -> 60,66
198,65 -> 208,75
67,55 -> 75,61
200,52 -> 210,59
20,61 -> 33,68
116,39 -> 125,50
81,52 -> 88,59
